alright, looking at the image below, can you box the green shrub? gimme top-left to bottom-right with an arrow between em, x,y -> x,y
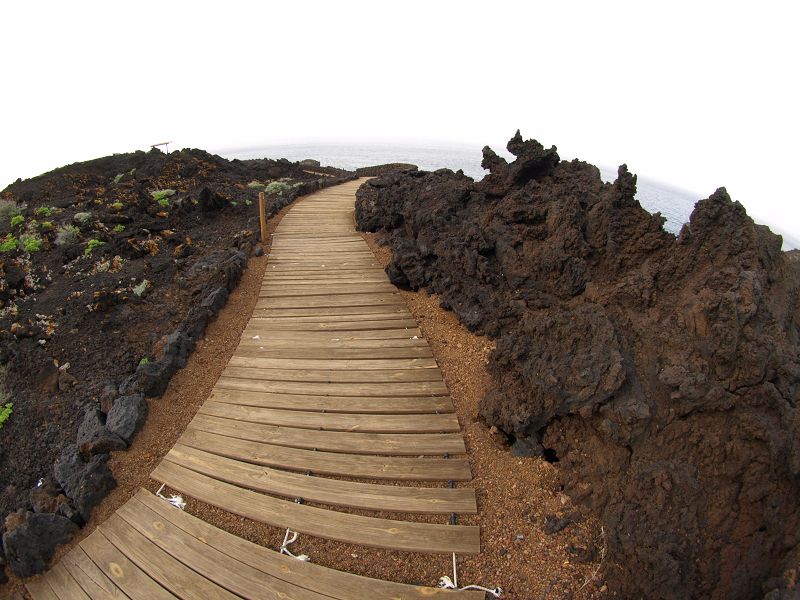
40,221 -> 54,231
113,173 -> 124,184
113,224 -> 125,233
55,224 -> 80,246
0,234 -> 18,253
150,189 -> 175,203
0,402 -> 12,430
34,206 -> 52,218
247,181 -> 265,190
158,198 -> 170,208
20,233 -> 42,253
84,238 -> 105,256
138,356 -> 150,366
133,279 -> 150,297
264,181 -> 293,196
10,215 -> 24,228
73,212 -> 92,225
110,202 -> 124,211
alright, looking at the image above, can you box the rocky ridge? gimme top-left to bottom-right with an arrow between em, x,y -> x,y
355,132 -> 800,599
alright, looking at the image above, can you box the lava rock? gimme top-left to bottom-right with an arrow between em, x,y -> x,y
542,514 -> 574,535
201,286 -> 228,314
198,187 -> 226,211
105,394 -> 147,444
510,436 -> 543,458
53,445 -> 116,521
2,511 -> 77,577
254,245 -> 264,257
76,408 -> 127,455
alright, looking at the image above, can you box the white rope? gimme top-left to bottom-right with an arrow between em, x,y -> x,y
280,528 -> 310,562
438,553 -> 502,597
156,483 -> 186,510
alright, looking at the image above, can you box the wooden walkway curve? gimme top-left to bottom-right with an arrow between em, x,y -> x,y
26,179 -> 483,599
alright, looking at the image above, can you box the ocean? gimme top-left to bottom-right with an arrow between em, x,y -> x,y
218,143 -> 797,249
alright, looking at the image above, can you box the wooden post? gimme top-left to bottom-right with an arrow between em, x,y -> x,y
258,192 -> 267,244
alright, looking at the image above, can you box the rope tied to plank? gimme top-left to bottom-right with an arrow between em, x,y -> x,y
280,528 -> 311,562
155,483 -> 186,510
438,552 -> 502,597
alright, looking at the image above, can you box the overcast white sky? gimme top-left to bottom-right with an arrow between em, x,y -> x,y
2,1 -> 798,240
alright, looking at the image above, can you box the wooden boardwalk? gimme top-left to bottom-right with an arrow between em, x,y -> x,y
26,179 -> 483,599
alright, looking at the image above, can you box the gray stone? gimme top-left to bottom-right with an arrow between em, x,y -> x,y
2,512 -> 77,577
106,394 -> 147,443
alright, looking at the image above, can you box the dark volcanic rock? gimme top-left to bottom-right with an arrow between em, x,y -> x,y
355,131 -> 800,600
198,187 -> 227,211
2,511 -> 77,577
105,394 -> 147,444
76,408 -> 126,455
53,445 -> 116,521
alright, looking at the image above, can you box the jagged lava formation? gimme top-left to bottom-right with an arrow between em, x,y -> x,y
355,132 -> 800,599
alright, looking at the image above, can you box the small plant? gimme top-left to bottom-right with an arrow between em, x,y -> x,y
247,181 -> 265,189
113,173 -> 124,184
73,212 -> 92,225
110,202 -> 124,212
133,279 -> 150,297
20,233 -> 42,253
0,402 -> 12,430
55,224 -> 80,246
27,219 -> 39,231
113,224 -> 125,233
40,221 -> 54,231
0,234 -> 18,253
138,356 -> 150,366
84,238 -> 105,256
158,197 -> 170,208
34,206 -> 52,218
264,181 -> 293,196
10,214 -> 24,229
150,189 -> 175,203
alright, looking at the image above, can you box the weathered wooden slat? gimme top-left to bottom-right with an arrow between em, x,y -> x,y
227,356 -> 439,372
116,498 -> 328,600
215,377 -> 449,397
45,562 -> 92,600
245,318 -> 418,331
151,462 -> 481,554
208,388 -> 452,413
25,577 -> 59,600
188,413 -> 467,455
101,514 -> 238,600
199,401 -> 460,433
165,445 -> 476,514
178,429 -> 471,481
61,546 -> 129,599
232,346 -> 434,359
80,530 -> 176,600
221,365 -> 444,384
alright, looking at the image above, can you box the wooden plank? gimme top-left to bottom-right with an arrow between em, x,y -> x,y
245,318 -> 418,331
151,461 -> 481,554
232,346 -> 434,359
239,337 -> 429,350
61,546 -> 129,599
200,402 -> 460,433
260,286 -> 399,298
25,576 -> 59,600
116,498 -> 328,600
166,445 -> 476,514
100,514 -> 239,600
253,305 -> 412,317
215,377 -> 449,398
221,365 -> 444,384
188,414 -> 467,455
80,530 -> 176,600
256,294 -> 404,309
178,429 -> 472,481
228,356 -> 438,372
208,388 -> 453,413
47,562 -> 91,599
251,312 -> 410,323
242,328 -> 422,341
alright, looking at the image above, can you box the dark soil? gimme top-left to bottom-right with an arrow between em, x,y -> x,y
355,132 -> 800,600
0,149 -> 353,550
